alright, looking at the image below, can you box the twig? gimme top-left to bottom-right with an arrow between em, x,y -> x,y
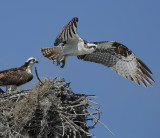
69,111 -> 100,116
35,66 -> 44,85
88,99 -> 99,105
90,114 -> 115,135
87,109 -> 100,129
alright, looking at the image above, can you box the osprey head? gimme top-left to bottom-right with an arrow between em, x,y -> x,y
25,57 -> 38,74
26,57 -> 39,64
86,43 -> 97,49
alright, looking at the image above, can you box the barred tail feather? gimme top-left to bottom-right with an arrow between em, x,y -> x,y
41,47 -> 63,60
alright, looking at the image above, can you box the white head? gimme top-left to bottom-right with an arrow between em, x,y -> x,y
26,57 -> 38,73
26,57 -> 38,63
84,43 -> 97,54
87,43 -> 97,48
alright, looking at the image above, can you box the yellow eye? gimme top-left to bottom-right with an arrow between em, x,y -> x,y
32,59 -> 35,62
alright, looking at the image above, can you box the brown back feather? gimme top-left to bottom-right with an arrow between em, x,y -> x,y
0,62 -> 33,86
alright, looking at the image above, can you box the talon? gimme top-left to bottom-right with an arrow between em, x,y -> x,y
60,56 -> 67,68
60,60 -> 65,68
57,61 -> 60,66
60,64 -> 64,68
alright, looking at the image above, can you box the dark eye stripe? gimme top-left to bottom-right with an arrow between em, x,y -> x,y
30,59 -> 35,62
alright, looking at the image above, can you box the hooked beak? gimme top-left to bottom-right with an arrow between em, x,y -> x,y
35,60 -> 39,63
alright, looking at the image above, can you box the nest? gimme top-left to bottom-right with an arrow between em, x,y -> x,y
0,78 -> 107,138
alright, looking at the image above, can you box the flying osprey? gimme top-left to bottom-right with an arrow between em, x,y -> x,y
41,17 -> 155,87
0,57 -> 38,92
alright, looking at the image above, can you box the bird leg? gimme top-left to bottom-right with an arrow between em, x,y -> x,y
60,56 -> 68,68
6,85 -> 17,93
17,86 -> 22,90
55,54 -> 63,66
54,55 -> 68,68
56,60 -> 61,66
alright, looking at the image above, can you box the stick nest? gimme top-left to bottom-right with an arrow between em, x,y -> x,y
0,78 -> 101,138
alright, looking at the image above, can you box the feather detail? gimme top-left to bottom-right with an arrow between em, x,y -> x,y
78,41 -> 154,87
54,17 -> 79,46
41,46 -> 64,60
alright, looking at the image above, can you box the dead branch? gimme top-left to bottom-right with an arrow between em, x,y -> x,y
35,66 -> 44,85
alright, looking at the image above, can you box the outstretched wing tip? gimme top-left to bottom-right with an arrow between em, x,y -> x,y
73,17 -> 78,21
137,58 -> 153,74
130,56 -> 155,88
54,17 -> 79,46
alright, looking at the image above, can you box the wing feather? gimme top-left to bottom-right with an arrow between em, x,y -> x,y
41,47 -> 63,60
77,41 -> 154,87
54,17 -> 82,46
0,69 -> 33,86
137,68 -> 152,86
132,76 -> 140,85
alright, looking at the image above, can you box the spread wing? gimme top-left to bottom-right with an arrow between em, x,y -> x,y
77,41 -> 155,87
0,69 -> 33,86
54,17 -> 83,46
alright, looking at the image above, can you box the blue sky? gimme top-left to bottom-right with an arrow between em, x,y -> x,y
0,0 -> 159,137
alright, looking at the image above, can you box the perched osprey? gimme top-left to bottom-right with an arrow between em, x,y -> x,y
0,57 -> 38,92
41,17 -> 155,87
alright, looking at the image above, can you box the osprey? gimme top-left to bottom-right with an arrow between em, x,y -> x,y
41,17 -> 155,87
0,57 -> 38,92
